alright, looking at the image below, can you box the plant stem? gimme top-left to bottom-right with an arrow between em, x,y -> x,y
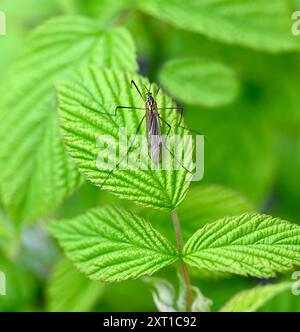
171,209 -> 193,312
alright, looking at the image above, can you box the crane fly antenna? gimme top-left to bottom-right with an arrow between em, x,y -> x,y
131,80 -> 145,101
155,86 -> 161,97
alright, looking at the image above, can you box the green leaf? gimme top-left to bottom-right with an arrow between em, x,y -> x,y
0,16 -> 137,223
183,213 -> 300,278
47,258 -> 104,312
159,58 -> 239,107
259,287 -> 300,312
138,0 -> 299,52
146,185 -> 254,280
48,206 -> 178,282
56,66 -> 192,211
220,282 -> 291,312
60,0 -> 134,24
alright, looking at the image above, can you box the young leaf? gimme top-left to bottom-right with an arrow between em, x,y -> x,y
183,213 -> 300,278
146,276 -> 185,312
191,286 -> 213,312
56,66 -> 192,211
220,282 -> 291,312
138,0 -> 299,52
47,258 -> 104,312
48,206 -> 179,282
159,58 -> 239,107
0,16 -> 137,223
146,274 -> 212,312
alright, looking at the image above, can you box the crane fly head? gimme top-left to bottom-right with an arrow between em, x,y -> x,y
146,91 -> 156,110
146,90 -> 153,98
142,82 -> 152,97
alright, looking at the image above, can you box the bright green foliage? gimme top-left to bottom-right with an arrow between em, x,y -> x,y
220,282 -> 291,312
0,217 -> 12,250
0,255 -> 34,311
159,58 -> 239,107
138,0 -> 299,52
1,0 -> 59,23
48,207 -> 179,282
183,214 -> 300,278
259,287 -> 300,312
177,185 -> 254,237
0,16 -> 137,223
0,27 -> 23,80
60,0 -> 134,24
56,66 -> 192,211
185,101 -> 276,204
143,185 -> 254,280
0,0 -> 300,313
147,184 -> 254,240
47,258 -> 104,312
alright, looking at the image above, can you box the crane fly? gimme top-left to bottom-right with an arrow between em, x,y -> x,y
100,80 -> 192,188
116,80 -> 186,164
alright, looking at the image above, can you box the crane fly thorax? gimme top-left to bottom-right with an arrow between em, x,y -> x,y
145,94 -> 157,113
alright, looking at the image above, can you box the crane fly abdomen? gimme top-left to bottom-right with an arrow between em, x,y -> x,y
146,97 -> 162,164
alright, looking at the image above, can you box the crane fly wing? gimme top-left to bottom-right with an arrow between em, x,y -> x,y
147,112 -> 162,164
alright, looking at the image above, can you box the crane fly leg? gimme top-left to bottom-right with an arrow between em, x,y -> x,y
157,114 -> 194,175
115,106 -> 145,116
99,115 -> 146,189
158,114 -> 172,137
131,80 -> 145,101
158,107 -> 205,137
157,106 -> 184,126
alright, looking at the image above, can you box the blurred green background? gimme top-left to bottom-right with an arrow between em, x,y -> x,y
0,0 -> 300,312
